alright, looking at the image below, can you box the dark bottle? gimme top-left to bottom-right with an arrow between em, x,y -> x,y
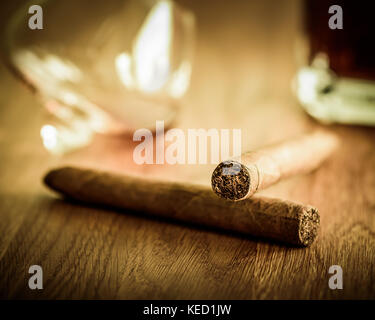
295,0 -> 375,126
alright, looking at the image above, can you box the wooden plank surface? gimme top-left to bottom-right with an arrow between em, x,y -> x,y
0,0 -> 374,299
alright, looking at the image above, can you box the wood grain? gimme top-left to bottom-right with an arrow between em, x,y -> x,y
0,0 -> 374,299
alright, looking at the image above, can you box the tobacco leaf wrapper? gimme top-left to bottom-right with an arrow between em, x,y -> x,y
44,167 -> 320,246
212,130 -> 339,201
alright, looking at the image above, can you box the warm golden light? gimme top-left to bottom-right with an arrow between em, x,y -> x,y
115,1 -> 173,93
40,121 -> 93,155
133,0 -> 172,93
115,52 -> 135,89
40,124 -> 58,152
115,0 -> 191,98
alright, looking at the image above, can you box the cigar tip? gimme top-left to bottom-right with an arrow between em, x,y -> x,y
211,160 -> 252,201
298,206 -> 320,246
43,168 -> 58,188
43,166 -> 74,191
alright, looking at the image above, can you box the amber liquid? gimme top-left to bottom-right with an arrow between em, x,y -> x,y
305,0 -> 375,81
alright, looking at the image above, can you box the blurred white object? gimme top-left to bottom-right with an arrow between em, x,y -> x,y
294,52 -> 375,127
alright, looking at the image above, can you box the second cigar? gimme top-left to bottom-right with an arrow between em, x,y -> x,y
211,130 -> 339,201
44,166 -> 319,246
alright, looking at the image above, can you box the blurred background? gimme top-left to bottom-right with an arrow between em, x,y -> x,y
0,0 -> 309,183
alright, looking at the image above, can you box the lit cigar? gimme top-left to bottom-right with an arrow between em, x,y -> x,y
44,166 -> 320,246
211,130 -> 339,201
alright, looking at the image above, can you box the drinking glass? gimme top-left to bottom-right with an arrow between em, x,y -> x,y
3,0 -> 195,153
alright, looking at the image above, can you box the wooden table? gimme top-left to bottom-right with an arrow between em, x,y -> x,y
1,0 -> 374,299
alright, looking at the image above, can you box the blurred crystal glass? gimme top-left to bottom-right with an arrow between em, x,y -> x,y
3,0 -> 195,153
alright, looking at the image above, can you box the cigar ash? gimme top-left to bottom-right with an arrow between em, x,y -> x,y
211,160 -> 251,201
